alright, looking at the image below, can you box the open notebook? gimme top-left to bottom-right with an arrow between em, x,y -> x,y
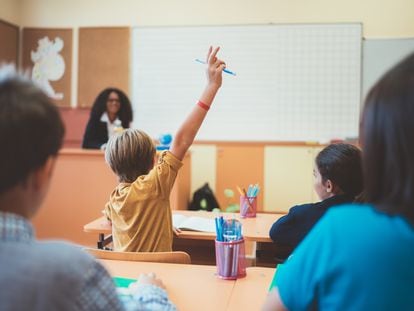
172,214 -> 216,233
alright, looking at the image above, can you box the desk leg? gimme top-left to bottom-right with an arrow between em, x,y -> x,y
97,233 -> 113,250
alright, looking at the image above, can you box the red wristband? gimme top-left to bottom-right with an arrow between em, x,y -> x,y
197,101 -> 210,111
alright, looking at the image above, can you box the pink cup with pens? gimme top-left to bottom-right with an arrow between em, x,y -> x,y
238,184 -> 260,218
215,239 -> 246,280
240,196 -> 257,218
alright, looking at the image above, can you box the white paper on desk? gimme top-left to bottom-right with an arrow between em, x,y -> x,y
172,214 -> 216,232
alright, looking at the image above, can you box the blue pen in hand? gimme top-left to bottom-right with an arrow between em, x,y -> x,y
195,59 -> 237,76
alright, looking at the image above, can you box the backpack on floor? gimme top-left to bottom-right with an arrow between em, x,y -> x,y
188,183 -> 220,211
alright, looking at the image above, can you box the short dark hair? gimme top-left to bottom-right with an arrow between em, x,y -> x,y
316,143 -> 363,198
0,68 -> 65,194
362,52 -> 414,222
90,87 -> 133,128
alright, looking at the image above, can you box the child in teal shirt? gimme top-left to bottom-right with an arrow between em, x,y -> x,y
263,52 -> 414,311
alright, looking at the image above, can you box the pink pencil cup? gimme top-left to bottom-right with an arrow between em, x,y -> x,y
240,196 -> 257,218
215,239 -> 246,280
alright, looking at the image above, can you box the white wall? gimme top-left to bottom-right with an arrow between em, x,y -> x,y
189,145 -> 217,194
18,0 -> 414,38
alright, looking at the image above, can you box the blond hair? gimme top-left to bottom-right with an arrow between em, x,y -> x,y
105,129 -> 156,182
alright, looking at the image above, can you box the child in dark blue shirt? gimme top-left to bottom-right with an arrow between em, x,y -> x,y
269,143 -> 363,261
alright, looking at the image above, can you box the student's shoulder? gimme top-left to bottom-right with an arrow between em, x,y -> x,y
156,151 -> 183,169
319,203 -> 379,230
326,203 -> 374,218
33,240 -> 97,271
289,202 -> 317,214
22,241 -> 112,300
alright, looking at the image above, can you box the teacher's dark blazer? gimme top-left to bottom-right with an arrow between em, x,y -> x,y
82,118 -> 108,149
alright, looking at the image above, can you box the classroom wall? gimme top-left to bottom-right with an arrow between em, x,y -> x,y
0,0 -> 20,25
18,0 -> 414,38
13,0 -> 414,112
3,0 -> 414,213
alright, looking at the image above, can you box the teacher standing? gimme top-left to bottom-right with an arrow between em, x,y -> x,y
82,87 -> 133,149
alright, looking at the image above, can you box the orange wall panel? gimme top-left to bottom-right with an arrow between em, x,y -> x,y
216,145 -> 264,212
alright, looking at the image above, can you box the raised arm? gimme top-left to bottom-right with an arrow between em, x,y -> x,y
170,46 -> 225,160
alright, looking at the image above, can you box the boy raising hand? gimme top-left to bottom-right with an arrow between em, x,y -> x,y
104,46 -> 226,252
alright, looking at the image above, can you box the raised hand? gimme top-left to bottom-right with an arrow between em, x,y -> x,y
206,46 -> 226,88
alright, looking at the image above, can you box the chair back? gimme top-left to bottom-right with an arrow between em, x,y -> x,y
84,248 -> 191,264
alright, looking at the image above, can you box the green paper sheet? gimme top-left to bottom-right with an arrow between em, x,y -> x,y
113,276 -> 136,288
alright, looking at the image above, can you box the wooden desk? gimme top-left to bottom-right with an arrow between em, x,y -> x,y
226,267 -> 274,311
100,259 -> 275,311
100,259 -> 234,311
85,211 -> 285,265
32,148 -> 190,246
84,210 -> 285,242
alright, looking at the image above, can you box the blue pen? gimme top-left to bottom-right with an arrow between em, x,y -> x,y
215,218 -> 220,241
195,59 -> 236,76
253,185 -> 260,197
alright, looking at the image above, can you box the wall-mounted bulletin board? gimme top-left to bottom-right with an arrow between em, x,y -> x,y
131,24 -> 362,142
22,28 -> 72,107
0,19 -> 19,66
78,27 -> 130,108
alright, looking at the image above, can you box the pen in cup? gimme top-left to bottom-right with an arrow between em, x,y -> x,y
195,58 -> 237,76
242,188 -> 254,214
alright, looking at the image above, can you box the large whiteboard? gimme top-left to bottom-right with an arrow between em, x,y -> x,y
131,24 -> 362,142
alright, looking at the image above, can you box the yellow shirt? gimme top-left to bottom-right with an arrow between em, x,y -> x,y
104,151 -> 183,252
